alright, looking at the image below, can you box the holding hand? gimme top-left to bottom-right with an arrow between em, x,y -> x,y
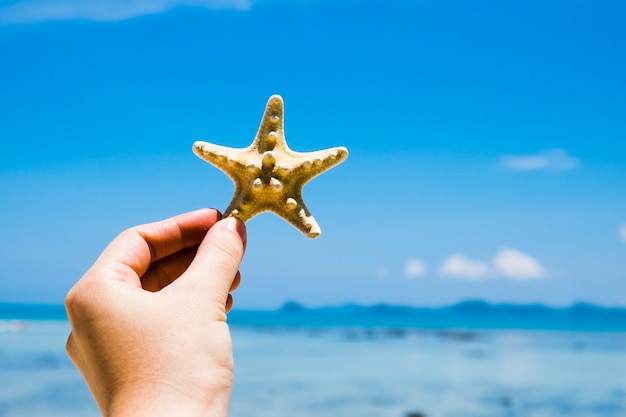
65,209 -> 246,417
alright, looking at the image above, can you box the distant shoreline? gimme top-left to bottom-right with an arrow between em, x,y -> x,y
2,300 -> 626,332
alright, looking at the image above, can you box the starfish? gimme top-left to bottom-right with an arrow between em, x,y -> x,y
193,95 -> 348,238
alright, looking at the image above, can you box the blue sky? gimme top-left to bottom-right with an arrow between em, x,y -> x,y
1,0 -> 625,308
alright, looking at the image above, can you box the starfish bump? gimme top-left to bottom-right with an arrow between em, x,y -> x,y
193,95 -> 348,238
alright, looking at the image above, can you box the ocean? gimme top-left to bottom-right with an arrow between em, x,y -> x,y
1,303 -> 625,417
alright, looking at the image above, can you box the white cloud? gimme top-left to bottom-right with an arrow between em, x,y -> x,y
500,149 -> 579,172
0,0 -> 253,24
493,247 -> 545,280
404,259 -> 426,279
439,248 -> 547,282
620,224 -> 626,243
439,253 -> 491,280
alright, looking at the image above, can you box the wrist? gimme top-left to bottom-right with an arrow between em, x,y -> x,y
105,381 -> 230,417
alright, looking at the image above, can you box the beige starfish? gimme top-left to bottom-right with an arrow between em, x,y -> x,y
193,95 -> 348,238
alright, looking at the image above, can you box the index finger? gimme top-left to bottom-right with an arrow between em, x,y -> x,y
96,208 -> 221,280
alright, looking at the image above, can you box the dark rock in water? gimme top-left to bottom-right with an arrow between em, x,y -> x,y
405,411 -> 427,417
385,327 -> 410,338
436,329 -> 478,341
499,395 -> 513,407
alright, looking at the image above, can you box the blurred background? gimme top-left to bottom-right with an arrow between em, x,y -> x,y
0,0 -> 626,308
1,0 -> 625,308
1,0 -> 625,416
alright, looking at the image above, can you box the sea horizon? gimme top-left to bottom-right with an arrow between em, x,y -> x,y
2,299 -> 626,332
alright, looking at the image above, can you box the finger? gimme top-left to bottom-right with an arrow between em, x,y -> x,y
140,246 -> 199,292
96,209 -> 220,283
230,271 -> 241,292
65,332 -> 77,364
176,217 -> 246,303
225,294 -> 234,313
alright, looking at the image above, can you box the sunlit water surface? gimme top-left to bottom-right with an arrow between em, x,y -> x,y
1,321 -> 625,417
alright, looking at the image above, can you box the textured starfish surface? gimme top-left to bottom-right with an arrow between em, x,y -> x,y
193,95 -> 348,238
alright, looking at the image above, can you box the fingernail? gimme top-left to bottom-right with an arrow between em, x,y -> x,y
212,209 -> 223,220
225,216 -> 247,245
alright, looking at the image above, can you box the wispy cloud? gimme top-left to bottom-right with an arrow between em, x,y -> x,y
0,0 -> 254,24
492,247 -> 545,280
619,224 -> 626,243
439,253 -> 491,280
404,259 -> 426,279
500,149 -> 579,172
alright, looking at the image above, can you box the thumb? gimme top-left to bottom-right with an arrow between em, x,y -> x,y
175,217 -> 246,305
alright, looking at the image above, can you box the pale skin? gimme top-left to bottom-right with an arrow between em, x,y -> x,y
65,209 -> 247,417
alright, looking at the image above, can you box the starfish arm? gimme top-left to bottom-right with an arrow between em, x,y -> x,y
223,188 -> 262,222
271,194 -> 321,238
253,95 -> 286,153
192,141 -> 248,179
292,146 -> 349,181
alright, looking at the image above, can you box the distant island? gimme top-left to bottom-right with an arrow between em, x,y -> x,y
2,300 -> 626,331
226,300 -> 626,332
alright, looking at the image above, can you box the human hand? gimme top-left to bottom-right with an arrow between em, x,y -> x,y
65,209 -> 246,417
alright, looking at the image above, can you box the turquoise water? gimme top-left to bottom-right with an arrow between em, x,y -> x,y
1,304 -> 626,416
231,327 -> 626,417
